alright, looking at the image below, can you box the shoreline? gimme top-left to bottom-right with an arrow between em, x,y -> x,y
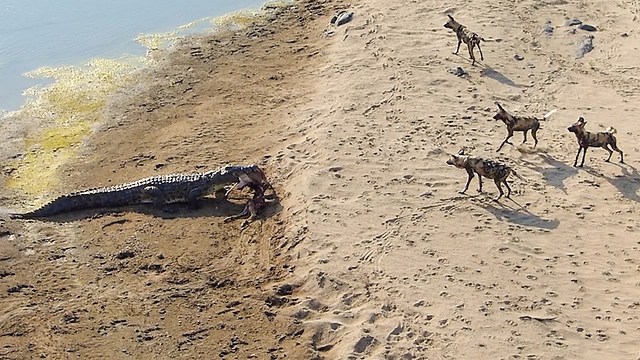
0,0 -> 271,114
3,0 -> 640,358
0,2 -> 288,207
0,0 -> 341,358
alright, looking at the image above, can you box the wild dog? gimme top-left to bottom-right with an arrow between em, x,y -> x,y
444,14 -> 485,65
446,148 -> 526,201
567,116 -> 624,167
223,180 -> 267,223
493,102 -> 557,152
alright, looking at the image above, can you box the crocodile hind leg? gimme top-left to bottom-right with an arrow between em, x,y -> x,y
143,186 -> 166,208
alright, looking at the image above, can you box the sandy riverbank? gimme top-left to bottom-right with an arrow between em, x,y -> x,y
3,0 -> 640,358
0,1 -> 342,358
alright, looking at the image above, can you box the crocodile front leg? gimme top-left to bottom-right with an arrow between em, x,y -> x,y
187,187 -> 208,209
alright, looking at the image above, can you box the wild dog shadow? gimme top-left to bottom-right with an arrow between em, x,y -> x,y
452,53 -> 481,66
521,153 -> 577,194
599,163 -> 640,203
480,65 -> 528,88
516,146 -> 549,155
474,198 -> 559,230
14,195 -> 283,223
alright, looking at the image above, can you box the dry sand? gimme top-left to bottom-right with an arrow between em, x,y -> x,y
2,0 -> 640,359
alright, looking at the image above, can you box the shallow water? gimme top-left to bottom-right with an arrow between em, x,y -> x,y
0,0 -> 266,113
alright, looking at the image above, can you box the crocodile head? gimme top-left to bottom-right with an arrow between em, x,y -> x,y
209,164 -> 273,195
234,165 -> 272,191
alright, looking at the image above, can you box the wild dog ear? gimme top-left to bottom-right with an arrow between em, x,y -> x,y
457,148 -> 465,155
578,117 -> 586,124
494,102 -> 504,110
447,14 -> 454,20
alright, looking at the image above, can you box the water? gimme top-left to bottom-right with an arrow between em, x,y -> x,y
0,0 -> 267,113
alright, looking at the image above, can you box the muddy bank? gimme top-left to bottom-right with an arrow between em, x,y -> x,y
0,0 -> 344,358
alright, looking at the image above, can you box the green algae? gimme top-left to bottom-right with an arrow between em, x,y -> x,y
5,58 -> 143,198
4,5 -> 285,200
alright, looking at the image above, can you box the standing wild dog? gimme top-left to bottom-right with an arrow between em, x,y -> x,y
493,102 -> 557,152
567,116 -> 624,167
446,149 -> 527,201
444,14 -> 485,65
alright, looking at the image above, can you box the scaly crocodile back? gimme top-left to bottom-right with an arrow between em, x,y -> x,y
9,165 -> 259,219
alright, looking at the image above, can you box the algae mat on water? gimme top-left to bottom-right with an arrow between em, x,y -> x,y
5,58 -> 142,201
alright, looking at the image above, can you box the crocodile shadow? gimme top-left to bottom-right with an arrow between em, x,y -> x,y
14,195 -> 282,223
475,198 -> 559,230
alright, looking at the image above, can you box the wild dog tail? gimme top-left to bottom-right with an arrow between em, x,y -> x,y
510,168 -> 528,182
470,34 -> 485,43
605,126 -> 617,134
480,37 -> 502,43
542,109 -> 557,120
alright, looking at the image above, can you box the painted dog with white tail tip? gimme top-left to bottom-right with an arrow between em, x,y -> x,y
493,102 -> 557,152
567,116 -> 624,167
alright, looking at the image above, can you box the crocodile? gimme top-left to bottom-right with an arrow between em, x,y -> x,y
9,164 -> 273,220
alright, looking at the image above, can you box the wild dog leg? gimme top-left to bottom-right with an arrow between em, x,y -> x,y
224,183 -> 238,198
504,180 -> 512,198
580,147 -> 588,167
467,42 -> 475,65
223,183 -> 266,223
476,41 -> 484,60
609,138 -> 624,163
522,130 -> 529,144
223,204 -> 251,223
493,178 -> 504,201
497,130 -> 514,152
604,145 -> 614,162
477,174 -> 483,193
455,39 -> 462,54
461,168 -> 474,194
573,147 -> 583,167
224,195 -> 264,223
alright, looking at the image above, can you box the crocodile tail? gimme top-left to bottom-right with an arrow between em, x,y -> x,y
10,191 -> 134,219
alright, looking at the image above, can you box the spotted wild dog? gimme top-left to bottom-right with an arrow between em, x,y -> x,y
493,102 -> 557,152
444,14 -> 485,65
567,116 -> 624,167
446,149 -> 527,201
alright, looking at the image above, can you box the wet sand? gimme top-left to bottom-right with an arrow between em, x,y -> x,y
3,0 -> 640,358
